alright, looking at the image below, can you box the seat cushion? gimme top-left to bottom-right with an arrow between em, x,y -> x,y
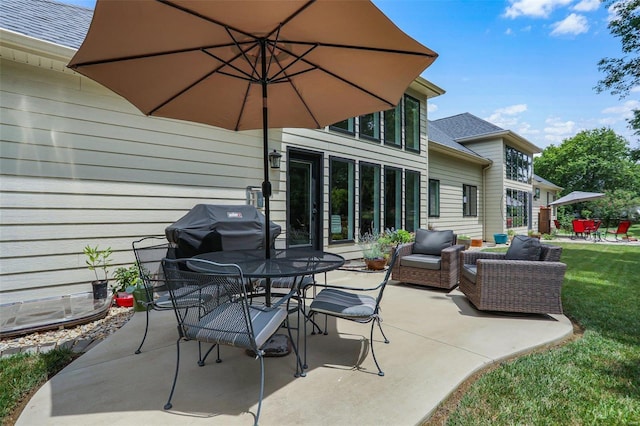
413,229 -> 454,256
505,235 -> 542,261
399,254 -> 442,270
192,303 -> 287,349
462,264 -> 477,284
310,288 -> 376,319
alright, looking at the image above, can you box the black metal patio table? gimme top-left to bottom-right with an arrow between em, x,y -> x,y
190,248 -> 345,305
189,248 -> 344,370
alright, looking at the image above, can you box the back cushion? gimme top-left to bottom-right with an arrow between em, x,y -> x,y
505,235 -> 542,261
413,229 -> 454,256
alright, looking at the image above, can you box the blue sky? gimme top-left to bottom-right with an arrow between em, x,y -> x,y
59,0 -> 638,150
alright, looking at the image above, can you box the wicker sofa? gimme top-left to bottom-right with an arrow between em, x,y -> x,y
391,229 -> 463,290
458,239 -> 566,314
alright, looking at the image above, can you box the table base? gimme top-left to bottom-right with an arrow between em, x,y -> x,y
246,333 -> 292,357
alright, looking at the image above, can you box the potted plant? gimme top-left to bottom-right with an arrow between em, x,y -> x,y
527,230 -> 541,239
507,229 -> 517,244
126,275 -> 149,313
112,264 -> 140,307
378,228 -> 413,264
358,232 -> 386,270
456,235 -> 471,250
84,245 -> 112,300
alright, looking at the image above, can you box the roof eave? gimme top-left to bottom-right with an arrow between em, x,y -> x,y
0,28 -> 76,62
410,76 -> 445,99
428,140 -> 492,165
456,130 -> 542,154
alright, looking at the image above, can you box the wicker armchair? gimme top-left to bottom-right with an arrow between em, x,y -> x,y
459,244 -> 566,314
391,230 -> 463,290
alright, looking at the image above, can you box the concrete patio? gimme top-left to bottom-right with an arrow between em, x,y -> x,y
17,268 -> 574,425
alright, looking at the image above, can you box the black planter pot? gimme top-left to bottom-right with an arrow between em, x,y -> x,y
92,280 -> 109,300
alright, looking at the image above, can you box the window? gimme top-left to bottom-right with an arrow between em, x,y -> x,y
505,145 -> 532,184
383,104 -> 402,147
329,118 -> 355,135
330,157 -> 355,243
429,179 -> 440,217
405,170 -> 420,232
359,162 -> 381,235
506,188 -> 529,228
384,166 -> 402,230
404,95 -> 420,152
463,184 -> 477,217
359,112 -> 380,141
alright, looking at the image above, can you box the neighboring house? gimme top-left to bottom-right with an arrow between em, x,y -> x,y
430,113 -> 542,240
0,0 -> 545,304
532,174 -> 563,230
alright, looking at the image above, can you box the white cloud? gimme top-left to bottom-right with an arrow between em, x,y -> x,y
602,99 -> 640,121
543,117 -> 577,143
504,0 -> 573,18
427,103 -> 438,113
550,13 -> 589,36
485,104 -> 528,128
505,27 -> 513,35
572,0 -> 600,12
630,86 -> 640,93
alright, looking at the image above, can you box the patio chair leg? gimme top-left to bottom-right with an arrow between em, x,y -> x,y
197,342 -> 220,366
254,353 -> 265,426
134,305 -> 151,354
370,320 -> 384,377
376,318 -> 390,344
164,336 -> 182,410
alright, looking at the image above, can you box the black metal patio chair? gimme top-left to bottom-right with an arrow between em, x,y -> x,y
132,236 -> 214,355
161,258 -> 301,426
306,249 -> 399,377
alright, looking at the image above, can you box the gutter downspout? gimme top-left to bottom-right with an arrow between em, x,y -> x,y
482,161 -> 493,241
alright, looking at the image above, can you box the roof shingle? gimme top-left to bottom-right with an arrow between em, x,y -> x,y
0,0 -> 92,50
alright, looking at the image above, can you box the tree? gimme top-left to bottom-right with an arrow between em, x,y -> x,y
595,0 -> 640,135
590,189 -> 640,226
534,128 -> 640,195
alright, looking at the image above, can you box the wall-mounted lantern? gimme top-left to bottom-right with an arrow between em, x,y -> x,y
268,149 -> 282,169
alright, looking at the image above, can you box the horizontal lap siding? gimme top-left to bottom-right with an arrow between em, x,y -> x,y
428,151 -> 483,239
464,140 -> 505,239
0,57 -> 264,303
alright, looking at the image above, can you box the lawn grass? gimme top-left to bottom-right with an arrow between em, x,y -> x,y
446,243 -> 640,425
0,347 -> 75,422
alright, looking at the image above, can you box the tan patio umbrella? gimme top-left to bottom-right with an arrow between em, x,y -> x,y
68,0 -> 438,257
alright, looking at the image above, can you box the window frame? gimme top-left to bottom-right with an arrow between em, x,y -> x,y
358,162 -> 381,236
358,112 -> 381,142
404,95 -> 420,153
383,104 -> 402,148
428,178 -> 440,218
329,118 -> 355,136
384,166 -> 403,230
404,169 -> 420,232
329,156 -> 356,244
462,184 -> 478,217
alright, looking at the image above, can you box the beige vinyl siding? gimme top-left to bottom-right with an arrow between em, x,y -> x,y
464,139 -> 505,239
428,151 -> 483,239
0,54 -> 267,303
1,38 -> 432,301
532,186 -> 559,231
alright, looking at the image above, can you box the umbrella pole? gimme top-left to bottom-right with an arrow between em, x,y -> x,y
260,39 -> 272,306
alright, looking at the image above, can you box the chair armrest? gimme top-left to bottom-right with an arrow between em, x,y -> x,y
395,243 -> 414,258
441,244 -> 464,271
462,250 -> 507,265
